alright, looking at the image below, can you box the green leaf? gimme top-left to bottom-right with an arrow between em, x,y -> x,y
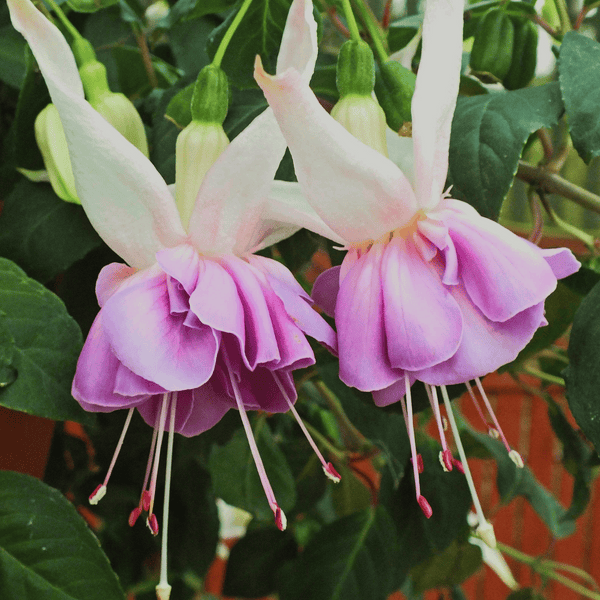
157,0 -> 236,28
223,527 -> 297,597
410,539 -> 482,593
506,589 -> 545,600
169,16 -> 214,76
460,423 -> 576,538
448,82 -> 563,219
387,15 -> 421,54
0,258 -> 89,423
559,32 -> 600,163
0,471 -> 124,600
0,25 -> 27,88
165,81 -> 195,129
564,280 -> 600,455
208,418 -> 296,520
0,179 -> 102,284
278,507 -> 398,600
206,0 -> 294,88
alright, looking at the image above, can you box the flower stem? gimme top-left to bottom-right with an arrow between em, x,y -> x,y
41,0 -> 81,41
553,0 -> 572,34
132,23 -> 158,89
212,0 -> 255,68
351,0 -> 388,62
498,542 -> 600,599
523,367 -> 565,387
340,0 -> 362,42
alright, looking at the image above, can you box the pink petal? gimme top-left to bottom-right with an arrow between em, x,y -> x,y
312,266 -> 341,319
8,0 -> 186,270
417,283 -> 546,385
156,244 -> 200,294
336,244 -> 401,391
101,267 -> 219,390
382,237 -> 462,370
96,263 -> 136,307
445,203 -> 557,321
411,0 -> 463,209
538,247 -> 581,279
372,377 -> 416,407
255,63 -> 418,244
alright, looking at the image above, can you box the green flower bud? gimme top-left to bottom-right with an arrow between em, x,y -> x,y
336,40 -> 376,98
34,104 -> 79,204
331,95 -> 388,157
470,8 -> 515,81
66,0 -> 119,13
502,17 -> 538,90
191,64 -> 229,124
175,121 -> 229,229
374,60 -> 416,132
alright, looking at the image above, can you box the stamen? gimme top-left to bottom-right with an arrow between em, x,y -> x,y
474,378 -> 523,468
400,373 -> 431,518
128,506 -> 142,527
465,381 -> 493,431
273,372 -> 341,483
441,385 -> 496,548
89,408 -> 134,505
156,392 -> 177,600
425,384 -> 453,472
146,393 -> 171,533
224,352 -> 286,530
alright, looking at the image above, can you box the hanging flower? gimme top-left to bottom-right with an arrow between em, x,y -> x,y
255,0 -> 580,544
8,0 -> 341,562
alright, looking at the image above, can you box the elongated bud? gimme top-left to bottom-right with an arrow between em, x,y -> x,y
34,104 -> 80,204
374,60 -> 416,132
73,38 -> 149,157
175,65 -> 230,228
331,40 -> 387,156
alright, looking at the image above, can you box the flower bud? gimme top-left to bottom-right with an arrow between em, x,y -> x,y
175,121 -> 229,229
502,17 -> 538,90
34,104 -> 80,204
75,38 -> 149,157
191,64 -> 229,124
336,40 -> 375,97
330,95 -> 388,157
470,8 -> 515,81
374,60 -> 416,132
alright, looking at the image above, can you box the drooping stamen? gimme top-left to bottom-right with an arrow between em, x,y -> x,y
465,381 -> 495,436
156,392 -> 177,600
272,372 -> 341,483
89,408 -> 135,505
425,384 -> 453,472
224,352 -> 286,530
440,385 -> 496,548
400,373 -> 432,518
146,393 -> 171,534
474,378 -> 524,469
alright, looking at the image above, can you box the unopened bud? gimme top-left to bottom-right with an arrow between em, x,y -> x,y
336,40 -> 375,97
175,121 -> 229,228
191,64 -> 229,124
34,104 -> 79,204
374,60 -> 416,132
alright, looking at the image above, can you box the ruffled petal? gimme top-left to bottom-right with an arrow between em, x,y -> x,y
372,376 -> 418,407
8,0 -> 186,270
538,247 -> 581,279
336,244 -> 401,391
411,0 -> 463,209
276,0 -> 318,80
417,283 -> 546,385
156,244 -> 201,294
249,255 -> 337,354
445,204 -> 557,321
382,237 -> 462,370
101,267 -> 219,390
312,266 -> 341,319
237,367 -> 297,413
255,63 -> 418,244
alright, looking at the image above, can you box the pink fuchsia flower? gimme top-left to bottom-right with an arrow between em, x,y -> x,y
8,0 -> 340,555
255,0 -> 579,542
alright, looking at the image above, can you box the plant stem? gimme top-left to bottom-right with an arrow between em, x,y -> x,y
341,0 -> 362,42
523,367 -> 565,387
212,0 -> 255,68
132,23 -> 158,89
517,160 -> 600,216
553,0 -> 572,34
351,0 -> 388,62
41,0 -> 81,41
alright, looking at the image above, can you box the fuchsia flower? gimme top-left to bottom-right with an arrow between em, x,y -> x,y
8,0 -> 341,566
256,0 -> 580,541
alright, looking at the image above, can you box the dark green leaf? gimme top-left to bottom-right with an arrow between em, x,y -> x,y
169,16 -> 214,76
562,257 -> 600,296
0,179 -> 102,283
278,507 -> 398,600
165,81 -> 195,128
564,280 -> 600,455
559,32 -> 600,163
276,229 -> 319,272
209,418 -> 296,520
387,15 -> 421,54
0,25 -> 27,89
410,538 -> 482,593
223,527 -> 297,597
157,0 -> 236,28
448,82 -> 563,219
506,589 -> 545,600
206,0 -> 293,88
310,64 -> 338,102
0,258 -> 88,423
460,423 -> 576,538
0,471 -> 124,600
